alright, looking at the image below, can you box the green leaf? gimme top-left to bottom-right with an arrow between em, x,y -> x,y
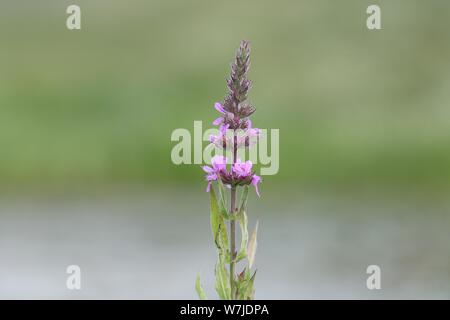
239,186 -> 249,213
235,268 -> 256,300
215,255 -> 231,300
195,274 -> 207,300
247,221 -> 258,269
210,187 -> 229,253
235,210 -> 248,263
217,180 -> 229,219
232,187 -> 250,263
243,270 -> 257,300
210,187 -> 220,242
218,223 -> 229,258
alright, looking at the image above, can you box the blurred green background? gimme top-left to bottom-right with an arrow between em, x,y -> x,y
1,0 -> 450,191
1,0 -> 450,299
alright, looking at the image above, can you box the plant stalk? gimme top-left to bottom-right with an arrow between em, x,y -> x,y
230,186 -> 236,299
229,133 -> 238,299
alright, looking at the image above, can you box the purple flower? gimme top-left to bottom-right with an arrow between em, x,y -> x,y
209,124 -> 260,150
212,103 -> 225,125
212,102 -> 227,126
209,130 -> 224,146
212,102 -> 236,126
232,159 -> 253,177
211,155 -> 227,171
232,159 -> 262,196
236,123 -> 261,148
214,102 -> 226,114
245,119 -> 260,137
212,117 -> 223,126
202,156 -> 262,196
202,41 -> 262,197
209,124 -> 231,148
202,166 -> 217,192
202,155 -> 227,192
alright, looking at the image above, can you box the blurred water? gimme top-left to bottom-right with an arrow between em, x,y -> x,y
0,188 -> 449,299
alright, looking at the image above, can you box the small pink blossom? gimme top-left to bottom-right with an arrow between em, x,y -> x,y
202,155 -> 228,192
232,159 -> 253,177
212,102 -> 235,126
214,102 -> 226,114
209,124 -> 260,150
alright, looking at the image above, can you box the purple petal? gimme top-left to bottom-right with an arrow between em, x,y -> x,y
254,184 -> 260,197
214,102 -> 226,114
247,128 -> 261,138
202,166 -> 214,173
231,164 -> 241,176
244,160 -> 253,173
252,175 -> 261,185
211,155 -> 227,165
251,175 -> 262,197
211,155 -> 227,171
206,173 -> 218,181
231,159 -> 243,176
206,181 -> 212,192
212,117 -> 223,125
219,124 -> 230,135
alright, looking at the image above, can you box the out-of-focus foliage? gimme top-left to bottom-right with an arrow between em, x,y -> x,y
1,0 -> 450,189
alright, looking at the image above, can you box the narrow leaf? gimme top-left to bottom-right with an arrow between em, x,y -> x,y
210,187 -> 220,244
217,179 -> 229,217
247,221 -> 258,269
218,222 -> 229,255
235,210 -> 248,263
235,268 -> 256,300
239,186 -> 249,213
215,256 -> 231,300
244,270 -> 257,300
210,187 -> 229,254
195,274 -> 207,300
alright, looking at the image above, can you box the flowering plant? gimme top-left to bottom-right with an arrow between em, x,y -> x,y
196,41 -> 261,300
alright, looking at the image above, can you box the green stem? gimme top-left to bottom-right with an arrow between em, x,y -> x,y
229,132 -> 238,299
230,186 -> 236,299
